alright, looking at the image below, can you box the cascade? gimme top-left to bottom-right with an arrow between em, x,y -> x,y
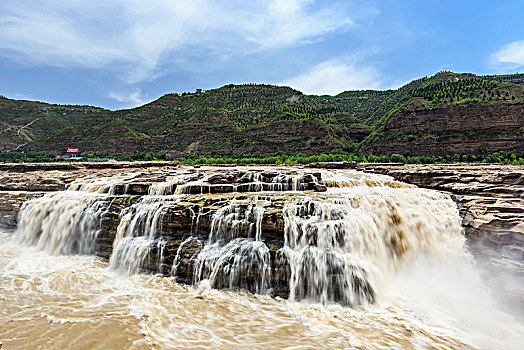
67,173 -> 140,194
190,199 -> 271,293
109,196 -> 180,274
15,167 -> 465,306
278,186 -> 463,305
153,170 -> 320,195
16,191 -> 111,255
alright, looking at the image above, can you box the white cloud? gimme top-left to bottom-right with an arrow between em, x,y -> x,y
108,88 -> 147,108
489,41 -> 524,70
0,3 -> 126,67
280,59 -> 382,95
0,0 -> 355,83
246,0 -> 353,50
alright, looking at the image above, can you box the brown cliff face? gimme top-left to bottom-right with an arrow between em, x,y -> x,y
363,103 -> 524,156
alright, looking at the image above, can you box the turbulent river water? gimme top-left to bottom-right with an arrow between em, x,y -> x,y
1,167 -> 523,349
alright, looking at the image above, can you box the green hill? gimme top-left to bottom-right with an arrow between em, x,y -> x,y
1,71 -> 523,158
361,72 -> 524,156
31,84 -> 372,156
0,96 -> 103,151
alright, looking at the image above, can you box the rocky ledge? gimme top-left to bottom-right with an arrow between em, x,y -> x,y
0,161 -> 179,226
1,162 -> 522,307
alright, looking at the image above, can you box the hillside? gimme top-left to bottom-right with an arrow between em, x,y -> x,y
27,84 -> 372,156
361,72 -> 524,155
0,71 -> 523,157
0,96 -> 103,151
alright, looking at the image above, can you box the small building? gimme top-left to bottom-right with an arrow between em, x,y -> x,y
195,88 -> 203,94
58,154 -> 82,161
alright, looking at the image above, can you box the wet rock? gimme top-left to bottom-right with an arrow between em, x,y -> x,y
0,191 -> 44,227
312,184 -> 327,192
127,183 -> 152,195
172,238 -> 204,284
207,172 -> 244,184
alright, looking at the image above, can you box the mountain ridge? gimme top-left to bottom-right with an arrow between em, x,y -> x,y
1,71 -> 523,157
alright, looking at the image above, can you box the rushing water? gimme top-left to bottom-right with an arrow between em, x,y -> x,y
2,167 -> 523,349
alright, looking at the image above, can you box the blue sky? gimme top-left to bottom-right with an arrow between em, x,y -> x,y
0,0 -> 523,110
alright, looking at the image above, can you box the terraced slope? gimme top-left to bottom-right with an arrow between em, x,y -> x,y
0,71 -> 523,157
361,72 -> 524,156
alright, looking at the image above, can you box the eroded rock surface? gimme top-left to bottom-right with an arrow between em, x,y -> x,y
0,161 -> 179,227
362,103 -> 524,156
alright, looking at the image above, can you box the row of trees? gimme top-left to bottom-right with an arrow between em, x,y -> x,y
176,151 -> 524,165
1,150 -> 524,165
0,151 -> 55,163
409,78 -> 520,106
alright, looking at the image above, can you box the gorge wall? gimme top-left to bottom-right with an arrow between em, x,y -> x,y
362,103 -> 524,156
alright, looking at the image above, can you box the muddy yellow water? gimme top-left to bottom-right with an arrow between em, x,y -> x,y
1,229 -> 522,350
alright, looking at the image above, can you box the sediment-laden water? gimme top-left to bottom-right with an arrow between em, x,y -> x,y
1,167 -> 523,349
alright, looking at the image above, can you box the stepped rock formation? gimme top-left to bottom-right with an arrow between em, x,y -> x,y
0,161 -> 179,226
7,163 -> 468,307
1,162 -> 523,308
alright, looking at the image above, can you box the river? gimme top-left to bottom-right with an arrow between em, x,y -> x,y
1,167 -> 523,349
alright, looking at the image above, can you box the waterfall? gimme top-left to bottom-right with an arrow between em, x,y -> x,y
16,191 -> 110,255
280,186 -> 463,305
15,167 -> 466,307
167,170 -> 317,194
67,173 -> 139,194
109,196 -> 178,274
191,199 -> 271,293
207,199 -> 263,243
